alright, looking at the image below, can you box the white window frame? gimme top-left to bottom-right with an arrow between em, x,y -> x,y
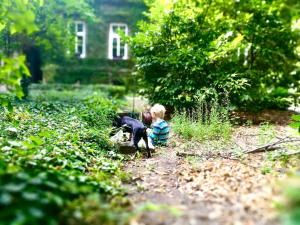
75,21 -> 87,59
108,23 -> 129,60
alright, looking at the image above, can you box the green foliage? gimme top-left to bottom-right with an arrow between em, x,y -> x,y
0,87 -> 131,225
0,55 -> 30,101
0,0 -> 39,102
279,173 -> 300,225
31,0 -> 95,62
0,0 -> 40,35
30,83 -> 127,100
172,102 -> 232,141
130,0 -> 300,110
0,0 -> 96,104
86,0 -> 147,60
290,115 -> 300,133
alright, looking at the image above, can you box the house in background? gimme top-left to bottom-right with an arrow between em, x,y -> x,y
45,0 -> 147,85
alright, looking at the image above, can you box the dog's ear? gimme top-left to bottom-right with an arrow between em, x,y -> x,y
142,111 -> 152,126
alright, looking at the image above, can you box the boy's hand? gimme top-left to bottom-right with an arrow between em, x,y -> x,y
146,128 -> 151,135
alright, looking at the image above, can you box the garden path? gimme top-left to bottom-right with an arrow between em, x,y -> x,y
123,125 -> 295,225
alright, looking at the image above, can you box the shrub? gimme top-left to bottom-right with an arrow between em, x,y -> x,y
29,84 -> 126,100
42,59 -> 135,85
130,0 -> 300,111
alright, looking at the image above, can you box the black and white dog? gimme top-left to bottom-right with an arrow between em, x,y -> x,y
114,116 -> 151,158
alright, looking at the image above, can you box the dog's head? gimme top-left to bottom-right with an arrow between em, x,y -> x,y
112,115 -> 122,128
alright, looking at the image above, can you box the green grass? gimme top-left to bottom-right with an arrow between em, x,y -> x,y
172,103 -> 232,142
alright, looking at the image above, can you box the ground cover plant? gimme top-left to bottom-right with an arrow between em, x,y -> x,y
0,85 -> 133,225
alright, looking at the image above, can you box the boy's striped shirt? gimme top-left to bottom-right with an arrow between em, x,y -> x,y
150,119 -> 169,145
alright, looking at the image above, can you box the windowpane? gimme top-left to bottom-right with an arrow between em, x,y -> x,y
77,23 -> 83,32
120,44 -> 125,58
113,38 -> 118,58
77,45 -> 83,54
109,23 -> 128,60
120,26 -> 126,33
74,21 -> 86,58
113,26 -> 118,34
77,36 -> 83,44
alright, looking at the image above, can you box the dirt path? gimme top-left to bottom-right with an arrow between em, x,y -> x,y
123,126 -> 294,225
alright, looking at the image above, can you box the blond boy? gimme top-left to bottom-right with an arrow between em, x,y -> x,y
148,104 -> 170,146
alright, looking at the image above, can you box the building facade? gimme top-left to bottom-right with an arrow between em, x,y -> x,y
47,0 -> 147,84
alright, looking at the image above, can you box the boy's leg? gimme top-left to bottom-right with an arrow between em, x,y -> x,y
109,130 -> 124,144
148,136 -> 155,149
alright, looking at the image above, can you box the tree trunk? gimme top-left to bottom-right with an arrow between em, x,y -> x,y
23,46 -> 43,83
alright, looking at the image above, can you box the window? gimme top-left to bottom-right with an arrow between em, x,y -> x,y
75,21 -> 86,58
108,23 -> 128,60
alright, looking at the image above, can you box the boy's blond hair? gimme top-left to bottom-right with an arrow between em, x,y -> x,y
150,104 -> 166,119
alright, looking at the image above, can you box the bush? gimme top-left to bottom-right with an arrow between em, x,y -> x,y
29,84 -> 126,100
130,0 -> 300,111
42,59 -> 135,85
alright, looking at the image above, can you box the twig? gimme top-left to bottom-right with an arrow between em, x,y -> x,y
177,151 -> 262,170
286,151 -> 300,156
176,152 -> 201,157
246,146 -> 282,154
176,151 -> 240,161
245,137 -> 300,154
